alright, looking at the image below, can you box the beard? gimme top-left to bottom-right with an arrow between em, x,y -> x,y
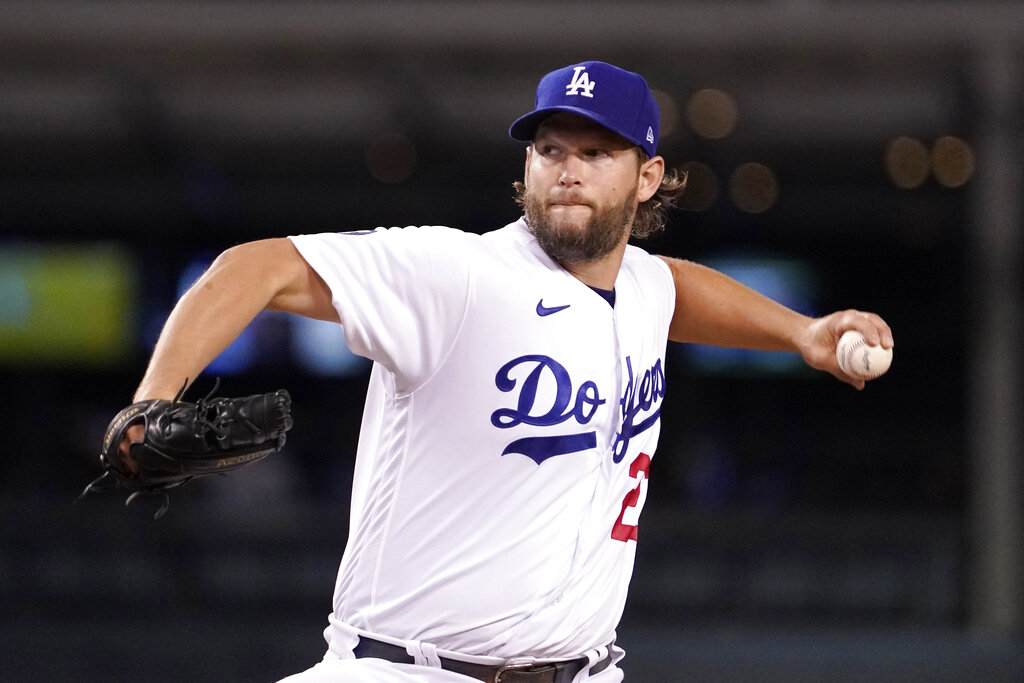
520,184 -> 637,268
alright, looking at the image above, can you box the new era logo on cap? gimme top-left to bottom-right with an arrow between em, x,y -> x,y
509,61 -> 660,158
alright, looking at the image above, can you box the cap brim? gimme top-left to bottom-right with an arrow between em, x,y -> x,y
508,106 -> 643,150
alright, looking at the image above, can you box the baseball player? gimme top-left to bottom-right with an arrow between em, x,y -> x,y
123,61 -> 893,682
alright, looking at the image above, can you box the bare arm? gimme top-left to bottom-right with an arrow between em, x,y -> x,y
134,238 -> 337,401
658,256 -> 894,389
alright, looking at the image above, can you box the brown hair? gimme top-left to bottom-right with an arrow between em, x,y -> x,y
632,149 -> 687,240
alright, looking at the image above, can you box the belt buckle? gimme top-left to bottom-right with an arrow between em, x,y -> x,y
494,660 -> 539,682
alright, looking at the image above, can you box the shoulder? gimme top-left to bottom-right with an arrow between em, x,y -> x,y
616,245 -> 676,322
291,224 -> 473,248
621,243 -> 674,288
479,217 -> 535,249
289,225 -> 484,270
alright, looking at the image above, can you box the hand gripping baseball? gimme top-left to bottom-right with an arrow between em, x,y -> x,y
77,379 -> 293,518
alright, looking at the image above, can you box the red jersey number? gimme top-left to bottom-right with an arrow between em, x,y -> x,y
611,452 -> 651,542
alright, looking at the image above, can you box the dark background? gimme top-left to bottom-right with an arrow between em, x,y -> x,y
1,1 -> 1022,680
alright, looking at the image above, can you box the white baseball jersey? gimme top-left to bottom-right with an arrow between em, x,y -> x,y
289,218 -> 674,661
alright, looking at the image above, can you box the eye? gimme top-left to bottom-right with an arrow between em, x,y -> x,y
535,144 -> 565,162
585,148 -> 611,159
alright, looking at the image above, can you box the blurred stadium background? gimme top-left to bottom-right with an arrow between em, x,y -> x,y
1,1 -> 1022,680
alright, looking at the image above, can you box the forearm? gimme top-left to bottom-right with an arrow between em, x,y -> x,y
134,268 -> 270,401
659,256 -> 811,350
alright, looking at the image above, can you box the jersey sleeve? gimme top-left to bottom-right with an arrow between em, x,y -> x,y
288,226 -> 473,392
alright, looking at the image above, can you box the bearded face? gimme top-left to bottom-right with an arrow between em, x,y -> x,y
519,182 -> 638,268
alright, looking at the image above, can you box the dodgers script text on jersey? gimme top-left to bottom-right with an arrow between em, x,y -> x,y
289,218 -> 674,661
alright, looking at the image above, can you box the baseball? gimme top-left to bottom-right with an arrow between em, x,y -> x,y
836,330 -> 892,379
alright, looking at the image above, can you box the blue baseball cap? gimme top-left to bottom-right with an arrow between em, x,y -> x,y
509,61 -> 660,158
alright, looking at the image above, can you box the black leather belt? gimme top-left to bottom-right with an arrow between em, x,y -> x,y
353,636 -> 613,683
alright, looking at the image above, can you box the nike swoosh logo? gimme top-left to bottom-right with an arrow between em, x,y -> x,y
536,300 -> 571,317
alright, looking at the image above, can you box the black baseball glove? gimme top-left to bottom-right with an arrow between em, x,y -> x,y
78,380 -> 293,518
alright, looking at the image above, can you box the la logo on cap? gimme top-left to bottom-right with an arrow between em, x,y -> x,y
565,66 -> 596,98
509,60 -> 660,158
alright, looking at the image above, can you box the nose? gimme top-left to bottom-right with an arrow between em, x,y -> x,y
558,155 -> 583,186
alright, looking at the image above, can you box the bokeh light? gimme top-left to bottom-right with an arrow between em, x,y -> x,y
729,162 -> 779,214
885,136 -> 930,189
686,88 -> 739,140
652,89 -> 679,138
931,135 -> 975,188
677,161 -> 719,212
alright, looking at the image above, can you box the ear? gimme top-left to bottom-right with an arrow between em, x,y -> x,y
523,145 -> 534,186
636,155 -> 665,203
